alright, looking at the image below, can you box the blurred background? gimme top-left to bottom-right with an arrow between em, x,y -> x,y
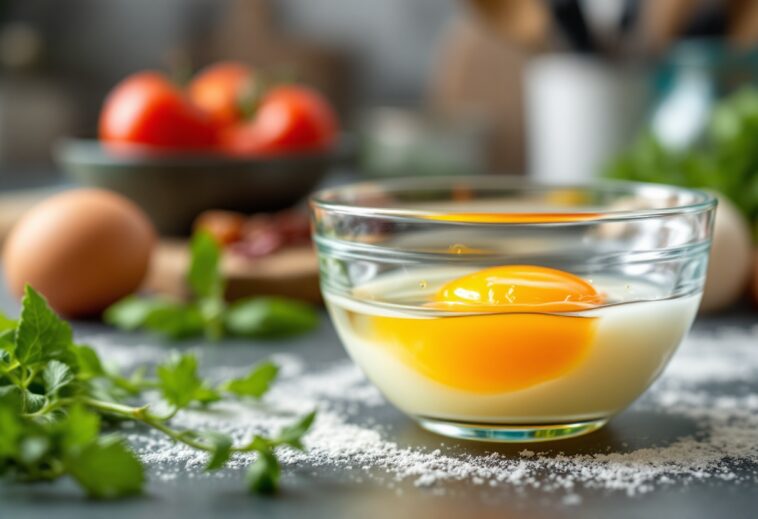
0,0 -> 757,312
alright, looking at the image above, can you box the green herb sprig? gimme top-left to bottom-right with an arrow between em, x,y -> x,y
0,286 -> 315,498
605,88 -> 758,242
105,232 -> 318,340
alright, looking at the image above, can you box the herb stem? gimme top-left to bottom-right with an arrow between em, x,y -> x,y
81,397 -> 214,453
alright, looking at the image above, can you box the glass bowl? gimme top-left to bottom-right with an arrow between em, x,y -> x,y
310,177 -> 716,442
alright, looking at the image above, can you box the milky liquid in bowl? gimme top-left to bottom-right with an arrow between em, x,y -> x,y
325,268 -> 700,428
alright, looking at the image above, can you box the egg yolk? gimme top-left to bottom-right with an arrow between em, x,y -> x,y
366,266 -> 602,393
425,212 -> 601,223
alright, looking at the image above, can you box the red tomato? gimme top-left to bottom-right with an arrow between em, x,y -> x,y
99,71 -> 216,150
188,61 -> 255,128
222,85 -> 338,156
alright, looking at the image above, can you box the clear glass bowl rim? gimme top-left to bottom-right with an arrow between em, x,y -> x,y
310,177 -> 717,225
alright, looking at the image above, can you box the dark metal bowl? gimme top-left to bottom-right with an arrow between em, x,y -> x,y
56,139 -> 338,235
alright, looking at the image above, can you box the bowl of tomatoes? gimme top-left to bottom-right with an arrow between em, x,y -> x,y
57,62 -> 343,235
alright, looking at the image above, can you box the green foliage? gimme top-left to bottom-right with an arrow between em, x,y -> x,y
225,298 -> 318,338
15,285 -> 73,365
188,231 -> 224,299
105,232 -> 317,341
221,361 -> 279,399
0,285 -> 316,499
605,88 -> 758,241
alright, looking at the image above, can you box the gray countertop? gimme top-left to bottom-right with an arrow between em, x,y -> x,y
0,274 -> 757,519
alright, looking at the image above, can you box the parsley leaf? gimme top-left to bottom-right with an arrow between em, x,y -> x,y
0,397 -> 22,457
221,361 -> 279,399
61,404 -> 101,453
104,296 -> 171,331
0,328 -> 15,356
156,354 -> 204,409
225,297 -> 318,338
2,281 -> 313,498
143,303 -> 205,340
43,360 -> 73,396
274,410 -> 317,450
104,231 -> 318,342
246,448 -> 280,495
188,231 -> 224,299
203,431 -> 233,471
0,312 -> 16,332
156,353 -> 220,408
14,286 -> 73,366
66,436 -> 144,499
71,344 -> 105,379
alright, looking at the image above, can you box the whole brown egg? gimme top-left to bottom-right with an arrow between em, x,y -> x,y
3,189 -> 155,317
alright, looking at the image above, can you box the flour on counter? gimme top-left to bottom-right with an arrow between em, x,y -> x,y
90,326 -> 758,499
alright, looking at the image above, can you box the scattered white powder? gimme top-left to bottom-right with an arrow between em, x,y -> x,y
90,325 -> 758,501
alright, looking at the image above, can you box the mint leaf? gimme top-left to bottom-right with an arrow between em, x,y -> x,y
221,361 -> 278,399
275,411 -> 316,450
246,448 -> 280,495
67,436 -> 144,499
203,432 -> 233,471
43,360 -> 73,396
15,286 -> 73,366
188,231 -> 224,299
225,298 -> 318,338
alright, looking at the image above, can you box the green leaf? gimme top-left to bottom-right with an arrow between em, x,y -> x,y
20,436 -> 50,464
0,313 -> 16,333
203,432 -> 233,471
246,435 -> 271,452
43,360 -> 73,396
192,385 -> 222,405
0,329 -> 15,357
246,448 -> 280,495
0,398 -> 22,456
67,436 -> 144,499
15,286 -> 73,366
61,404 -> 101,454
224,297 -> 318,339
144,303 -> 205,340
104,296 -> 170,331
156,354 -> 202,409
23,391 -> 47,414
275,411 -> 316,450
221,361 -> 278,399
72,344 -> 105,379
188,231 -> 224,299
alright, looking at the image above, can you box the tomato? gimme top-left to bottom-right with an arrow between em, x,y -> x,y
99,72 -> 216,150
222,85 -> 338,156
188,61 -> 255,128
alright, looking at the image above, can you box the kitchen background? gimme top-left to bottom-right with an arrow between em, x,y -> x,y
0,0 -> 756,312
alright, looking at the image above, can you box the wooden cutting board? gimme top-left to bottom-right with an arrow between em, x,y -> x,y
0,189 -> 322,304
143,240 -> 322,304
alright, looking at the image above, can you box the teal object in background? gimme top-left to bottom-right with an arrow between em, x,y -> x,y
650,40 -> 758,151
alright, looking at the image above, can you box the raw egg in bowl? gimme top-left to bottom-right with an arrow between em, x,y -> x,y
310,178 -> 716,442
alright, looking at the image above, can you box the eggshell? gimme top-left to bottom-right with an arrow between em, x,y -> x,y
699,195 -> 752,313
2,189 -> 156,317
